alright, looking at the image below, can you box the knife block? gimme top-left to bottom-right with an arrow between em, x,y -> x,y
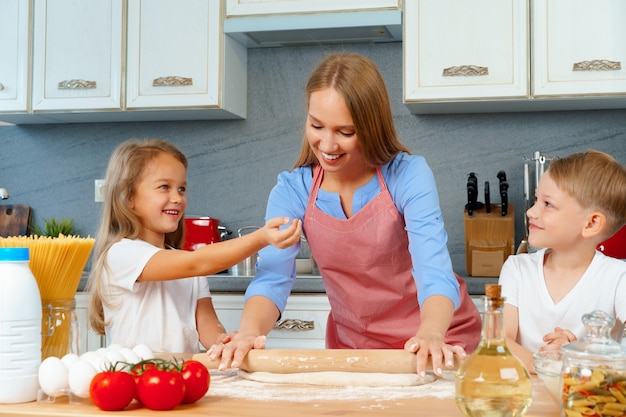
464,204 -> 515,277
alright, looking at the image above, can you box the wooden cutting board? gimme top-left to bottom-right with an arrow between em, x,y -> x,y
191,349 -> 453,374
0,204 -> 31,237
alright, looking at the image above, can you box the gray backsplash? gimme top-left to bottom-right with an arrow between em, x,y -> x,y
1,42 -> 625,275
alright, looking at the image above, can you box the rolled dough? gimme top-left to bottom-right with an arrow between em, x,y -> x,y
238,370 -> 437,387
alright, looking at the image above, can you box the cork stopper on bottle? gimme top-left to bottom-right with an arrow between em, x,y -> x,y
485,284 -> 502,298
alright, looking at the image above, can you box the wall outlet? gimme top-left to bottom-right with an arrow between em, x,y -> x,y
94,179 -> 106,202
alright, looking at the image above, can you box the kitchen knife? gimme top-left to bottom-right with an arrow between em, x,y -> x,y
484,181 -> 490,213
497,171 -> 508,216
466,172 -> 478,216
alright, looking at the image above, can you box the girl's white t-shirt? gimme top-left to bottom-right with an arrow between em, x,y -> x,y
102,238 -> 211,353
499,249 -> 626,353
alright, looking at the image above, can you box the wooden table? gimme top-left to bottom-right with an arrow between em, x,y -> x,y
0,377 -> 560,417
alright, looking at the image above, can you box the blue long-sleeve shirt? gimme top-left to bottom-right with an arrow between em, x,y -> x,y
245,152 -> 460,313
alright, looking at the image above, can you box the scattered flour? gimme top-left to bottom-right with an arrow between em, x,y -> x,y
207,369 -> 456,403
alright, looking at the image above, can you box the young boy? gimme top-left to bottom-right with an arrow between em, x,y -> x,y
499,150 -> 626,372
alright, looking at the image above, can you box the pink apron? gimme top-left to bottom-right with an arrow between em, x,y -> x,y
304,166 -> 481,351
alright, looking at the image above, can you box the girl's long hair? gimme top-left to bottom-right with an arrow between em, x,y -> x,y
87,139 -> 187,334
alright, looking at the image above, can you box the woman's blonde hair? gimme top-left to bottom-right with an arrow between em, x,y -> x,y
548,149 -> 626,239
293,52 -> 410,169
87,139 -> 188,335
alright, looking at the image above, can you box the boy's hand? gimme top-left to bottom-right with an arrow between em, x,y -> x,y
541,327 -> 576,350
263,217 -> 302,249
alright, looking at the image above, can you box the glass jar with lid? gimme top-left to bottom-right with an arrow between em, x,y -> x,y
561,310 -> 626,416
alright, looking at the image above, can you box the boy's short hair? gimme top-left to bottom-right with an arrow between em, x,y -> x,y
548,150 -> 626,239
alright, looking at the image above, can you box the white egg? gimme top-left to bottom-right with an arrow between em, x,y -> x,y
103,350 -> 127,371
38,357 -> 69,396
132,344 -> 154,360
119,347 -> 141,365
107,343 -> 123,352
80,351 -> 104,371
61,353 -> 80,370
68,359 -> 97,399
95,347 -> 108,356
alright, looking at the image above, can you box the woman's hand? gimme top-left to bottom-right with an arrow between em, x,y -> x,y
404,334 -> 466,377
541,327 -> 576,351
207,332 -> 267,371
262,217 -> 302,249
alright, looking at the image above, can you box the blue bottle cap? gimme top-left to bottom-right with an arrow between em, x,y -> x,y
0,247 -> 30,261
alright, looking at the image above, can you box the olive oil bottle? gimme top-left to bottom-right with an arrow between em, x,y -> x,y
455,284 -> 532,417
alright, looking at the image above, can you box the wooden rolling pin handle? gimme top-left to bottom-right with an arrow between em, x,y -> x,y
191,349 -> 453,374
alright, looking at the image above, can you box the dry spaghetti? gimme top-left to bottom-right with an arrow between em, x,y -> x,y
0,234 -> 95,359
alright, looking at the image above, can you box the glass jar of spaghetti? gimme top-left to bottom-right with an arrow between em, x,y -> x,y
41,299 -> 78,360
561,310 -> 626,417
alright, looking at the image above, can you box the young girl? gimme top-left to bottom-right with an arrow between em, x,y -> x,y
87,139 -> 302,353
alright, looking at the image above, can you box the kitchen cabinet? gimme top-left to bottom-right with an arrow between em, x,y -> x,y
404,0 -> 529,113
212,293 -> 331,349
404,0 -> 528,107
532,0 -> 626,98
225,0 -> 401,16
125,0 -> 247,119
0,0 -> 246,124
75,293 -> 105,354
31,0 -> 124,116
0,0 -> 30,113
404,0 -> 626,114
223,0 -> 402,48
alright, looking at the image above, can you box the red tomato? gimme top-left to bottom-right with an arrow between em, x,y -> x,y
130,361 -> 157,403
136,368 -> 185,410
181,360 -> 210,403
89,371 -> 135,411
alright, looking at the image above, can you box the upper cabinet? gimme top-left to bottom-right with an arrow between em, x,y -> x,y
404,0 -> 528,111
404,0 -> 626,114
223,0 -> 402,48
532,0 -> 626,98
0,0 -> 246,124
0,0 -> 30,114
125,0 -> 246,120
32,0 -> 124,115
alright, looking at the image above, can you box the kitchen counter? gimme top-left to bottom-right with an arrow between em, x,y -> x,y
77,273 -> 496,295
0,376 -> 559,416
203,273 -> 496,295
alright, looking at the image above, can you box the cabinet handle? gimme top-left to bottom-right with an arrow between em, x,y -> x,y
443,65 -> 489,77
572,59 -> 621,72
273,319 -> 315,331
152,76 -> 193,87
0,83 -> 4,90
58,79 -> 97,89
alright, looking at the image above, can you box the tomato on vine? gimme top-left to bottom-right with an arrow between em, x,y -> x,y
136,367 -> 185,410
181,360 -> 210,403
89,370 -> 135,411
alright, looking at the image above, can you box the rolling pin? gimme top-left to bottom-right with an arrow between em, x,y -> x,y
190,349 -> 456,374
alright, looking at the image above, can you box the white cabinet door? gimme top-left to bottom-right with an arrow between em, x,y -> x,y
533,0 -> 626,97
225,0 -> 401,17
126,0 -> 246,118
0,0 -> 30,113
31,0 -> 123,112
404,0 -> 529,107
211,293 -> 330,349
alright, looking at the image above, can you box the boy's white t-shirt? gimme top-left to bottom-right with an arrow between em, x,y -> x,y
102,238 -> 211,353
499,248 -> 626,353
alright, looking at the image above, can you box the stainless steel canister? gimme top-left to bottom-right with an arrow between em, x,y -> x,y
231,226 -> 260,276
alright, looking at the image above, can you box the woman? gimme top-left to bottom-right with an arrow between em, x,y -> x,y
210,53 -> 481,376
